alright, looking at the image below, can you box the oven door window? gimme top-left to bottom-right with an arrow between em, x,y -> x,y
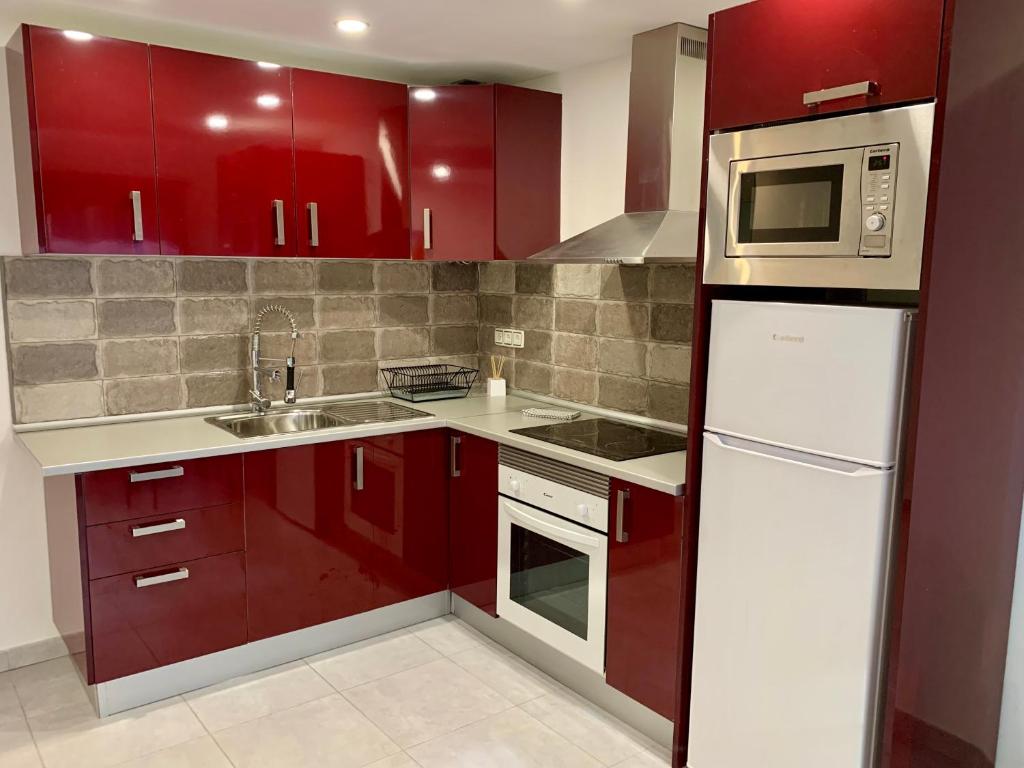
509,523 -> 590,640
737,164 -> 844,244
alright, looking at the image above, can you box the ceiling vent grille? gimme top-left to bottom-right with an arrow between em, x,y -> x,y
681,36 -> 708,61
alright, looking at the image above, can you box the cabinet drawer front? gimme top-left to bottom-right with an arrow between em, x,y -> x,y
89,552 -> 247,684
86,503 -> 243,580
79,454 -> 243,526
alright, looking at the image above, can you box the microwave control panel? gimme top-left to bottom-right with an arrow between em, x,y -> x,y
860,143 -> 900,257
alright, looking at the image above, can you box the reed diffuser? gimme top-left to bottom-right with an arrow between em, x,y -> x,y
487,354 -> 507,397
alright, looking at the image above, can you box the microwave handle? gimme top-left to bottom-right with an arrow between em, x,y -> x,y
803,80 -> 878,107
502,500 -> 603,551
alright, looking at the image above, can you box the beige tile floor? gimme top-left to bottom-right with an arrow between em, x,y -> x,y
0,617 -> 672,768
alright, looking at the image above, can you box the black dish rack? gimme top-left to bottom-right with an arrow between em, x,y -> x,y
380,364 -> 479,402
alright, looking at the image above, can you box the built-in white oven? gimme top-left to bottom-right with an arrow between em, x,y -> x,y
495,446 -> 610,674
704,102 -> 935,290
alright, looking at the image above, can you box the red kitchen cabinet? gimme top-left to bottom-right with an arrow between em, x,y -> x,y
707,0 -> 947,130
410,84 -> 560,261
12,26 -> 159,254
150,47 -> 295,256
448,432 -> 499,616
606,479 -> 684,720
292,69 -> 410,259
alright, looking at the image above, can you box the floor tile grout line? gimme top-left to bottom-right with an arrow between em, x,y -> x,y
182,693 -> 242,768
7,674 -> 47,768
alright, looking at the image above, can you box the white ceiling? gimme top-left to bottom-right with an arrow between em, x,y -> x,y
0,0 -> 736,83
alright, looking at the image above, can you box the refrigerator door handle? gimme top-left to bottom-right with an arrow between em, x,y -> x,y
706,432 -> 890,477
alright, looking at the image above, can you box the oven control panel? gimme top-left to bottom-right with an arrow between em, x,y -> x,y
498,464 -> 609,534
860,143 -> 899,257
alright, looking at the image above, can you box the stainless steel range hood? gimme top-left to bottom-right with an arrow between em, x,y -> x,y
530,23 -> 707,265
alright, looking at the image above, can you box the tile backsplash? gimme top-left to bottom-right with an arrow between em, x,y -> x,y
2,258 -> 693,425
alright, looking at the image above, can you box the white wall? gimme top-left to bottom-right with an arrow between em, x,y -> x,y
997,500 -> 1024,768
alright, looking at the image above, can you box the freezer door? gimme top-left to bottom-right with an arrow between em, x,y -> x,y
705,300 -> 912,466
688,432 -> 895,768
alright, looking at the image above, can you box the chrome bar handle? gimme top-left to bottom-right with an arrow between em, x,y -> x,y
615,488 -> 630,544
423,208 -> 433,250
803,80 -> 878,106
135,567 -> 189,588
354,446 -> 364,491
273,199 -> 286,246
129,466 -> 184,483
450,435 -> 461,478
130,190 -> 144,241
132,518 -> 186,538
307,202 -> 319,247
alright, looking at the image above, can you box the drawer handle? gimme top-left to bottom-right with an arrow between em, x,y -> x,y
354,445 -> 365,491
131,518 -> 186,538
135,567 -> 189,588
273,199 -> 286,246
423,208 -> 433,250
307,201 -> 320,247
130,190 -> 144,241
450,435 -> 461,478
129,466 -> 184,483
615,488 -> 630,544
803,80 -> 878,106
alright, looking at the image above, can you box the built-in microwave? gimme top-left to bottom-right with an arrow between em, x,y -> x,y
704,102 -> 935,290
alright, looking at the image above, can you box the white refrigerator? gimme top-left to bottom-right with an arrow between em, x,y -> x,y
688,300 -> 915,768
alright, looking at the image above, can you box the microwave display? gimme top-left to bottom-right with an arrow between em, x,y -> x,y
737,165 -> 844,244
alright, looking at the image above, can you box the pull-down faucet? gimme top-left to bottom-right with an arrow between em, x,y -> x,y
250,304 -> 298,412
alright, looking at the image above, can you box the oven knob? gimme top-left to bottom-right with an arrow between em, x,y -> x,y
865,212 -> 887,232
576,504 -> 590,521
509,479 -> 521,495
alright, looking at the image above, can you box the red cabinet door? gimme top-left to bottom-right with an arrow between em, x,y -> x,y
410,85 -> 495,261
150,48 -> 295,256
606,480 -> 684,720
292,69 -> 410,259
448,432 -> 499,616
22,26 -> 159,254
708,0 -> 946,130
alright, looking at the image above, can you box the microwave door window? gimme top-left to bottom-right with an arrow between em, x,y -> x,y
509,523 -> 590,640
738,165 -> 845,244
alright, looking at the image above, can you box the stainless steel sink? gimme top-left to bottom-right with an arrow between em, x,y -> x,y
205,401 -> 432,439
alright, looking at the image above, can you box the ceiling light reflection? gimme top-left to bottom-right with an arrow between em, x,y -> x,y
336,19 -> 369,34
256,94 -> 282,109
431,164 -> 452,181
257,61 -> 281,70
63,30 -> 93,42
205,114 -> 229,131
412,88 -> 437,103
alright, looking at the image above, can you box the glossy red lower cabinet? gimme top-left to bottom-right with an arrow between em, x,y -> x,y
606,480 -> 684,720
85,503 -> 243,580
89,552 -> 246,683
448,432 -> 499,616
244,430 -> 448,641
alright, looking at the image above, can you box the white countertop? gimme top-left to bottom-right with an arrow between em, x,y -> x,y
16,394 -> 686,495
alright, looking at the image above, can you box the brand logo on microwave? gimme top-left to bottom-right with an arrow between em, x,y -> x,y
771,333 -> 805,344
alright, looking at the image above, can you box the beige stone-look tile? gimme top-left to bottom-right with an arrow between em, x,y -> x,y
513,361 -> 553,395
5,256 -> 93,298
553,334 -> 597,369
184,372 -> 249,408
378,295 -> 429,327
408,708 -> 601,768
322,363 -> 380,396
479,295 -> 513,326
518,330 -> 552,364
253,260 -> 314,294
178,298 -> 250,335
316,295 -> 377,329
410,618 -> 489,657
648,383 -> 688,425
554,300 -> 598,335
520,689 -> 650,766
598,339 -> 647,377
376,263 -> 430,294
320,330 -> 377,363
14,382 -> 104,423
515,264 -> 553,295
552,367 -> 597,405
449,644 -> 558,705
104,376 -> 183,415
0,714 -> 43,768
111,736 -> 232,768
601,266 -> 649,301
214,694 -> 400,768
429,294 -> 478,325
317,261 -> 376,293
263,365 -> 321,401
0,672 -> 23,724
648,265 -> 695,304
29,698 -> 205,768
97,299 -> 176,338
364,755 -> 418,768
6,638 -> 70,671
184,661 -> 333,733
554,264 -> 602,298
596,303 -> 650,340
650,304 -> 692,343
377,328 -> 429,360
11,342 -> 98,384
7,300 -> 96,342
258,331 -> 317,365
431,325 -> 477,356
252,297 -> 315,331
308,629 -> 442,692
597,375 -> 648,415
179,335 -> 248,373
96,259 -> 174,297
342,658 -> 512,748
647,343 -> 691,384
431,263 -> 478,293
478,262 -> 516,294
176,260 -> 248,295
101,338 -> 179,378
513,296 -> 554,331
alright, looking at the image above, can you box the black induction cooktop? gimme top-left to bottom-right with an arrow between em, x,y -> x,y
510,418 -> 686,461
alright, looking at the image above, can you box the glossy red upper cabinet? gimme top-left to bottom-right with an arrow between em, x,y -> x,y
606,480 -> 684,720
707,0 -> 946,131
292,70 -> 410,259
150,48 -> 295,256
11,26 -> 159,254
448,431 -> 499,616
410,84 -> 560,261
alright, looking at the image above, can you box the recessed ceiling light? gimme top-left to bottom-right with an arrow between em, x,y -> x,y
256,94 -> 281,109
257,61 -> 281,70
62,30 -> 93,42
205,114 -> 229,131
412,88 -> 437,103
336,18 -> 369,34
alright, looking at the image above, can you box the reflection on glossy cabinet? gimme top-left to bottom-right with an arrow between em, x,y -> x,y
708,0 -> 946,130
410,84 -> 560,261
150,47 -> 295,256
292,69 -> 410,259
14,26 -> 159,254
606,480 -> 684,720
448,432 -> 499,616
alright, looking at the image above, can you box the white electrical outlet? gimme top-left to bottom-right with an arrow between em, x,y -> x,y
494,328 -> 526,349
511,330 -> 524,348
